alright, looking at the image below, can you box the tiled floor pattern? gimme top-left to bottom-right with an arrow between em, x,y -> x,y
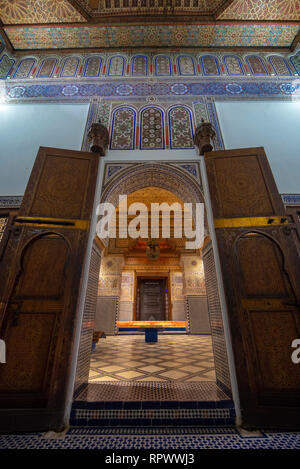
75,382 -> 230,402
1,428 -> 300,449
89,335 -> 216,383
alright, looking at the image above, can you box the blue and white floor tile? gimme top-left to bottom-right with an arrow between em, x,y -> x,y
1,428 -> 300,449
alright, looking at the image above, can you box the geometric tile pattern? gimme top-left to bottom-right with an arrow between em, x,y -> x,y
202,244 -> 232,396
5,80 -> 300,102
88,335 -> 216,383
220,0 -> 300,21
1,430 -> 300,449
4,24 -> 299,50
4,50 -> 300,80
0,0 -> 86,24
75,381 -> 229,402
70,403 -> 235,427
74,245 -> 102,397
169,107 -> 194,149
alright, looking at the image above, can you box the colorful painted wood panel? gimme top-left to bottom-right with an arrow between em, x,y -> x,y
201,56 -> 220,75
178,56 -> 195,75
219,0 -> 300,21
77,0 -> 224,15
290,52 -> 300,74
0,0 -> 86,24
13,58 -> 35,78
108,56 -> 125,76
268,55 -> 292,75
246,56 -> 268,75
5,24 -> 297,50
60,57 -> 80,77
155,56 -> 172,76
0,54 -> 14,79
84,56 -> 102,77
110,107 -> 136,150
37,58 -> 57,78
223,55 -> 244,75
169,107 -> 193,149
140,107 -> 164,149
132,56 -> 148,76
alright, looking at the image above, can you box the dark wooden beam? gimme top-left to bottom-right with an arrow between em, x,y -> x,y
214,0 -> 236,20
11,45 -> 289,55
65,0 -> 91,21
3,19 -> 300,28
290,29 -> 300,51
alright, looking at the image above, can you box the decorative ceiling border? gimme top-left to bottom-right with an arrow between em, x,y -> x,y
3,24 -> 299,50
2,77 -> 300,101
1,194 -> 299,209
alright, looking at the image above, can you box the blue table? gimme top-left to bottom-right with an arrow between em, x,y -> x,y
139,327 -> 163,343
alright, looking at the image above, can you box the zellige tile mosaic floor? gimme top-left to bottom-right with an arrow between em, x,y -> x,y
89,335 -> 216,383
1,428 -> 300,449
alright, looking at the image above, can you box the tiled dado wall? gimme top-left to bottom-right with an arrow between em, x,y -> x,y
202,241 -> 232,397
74,241 -> 102,397
1,50 -> 300,81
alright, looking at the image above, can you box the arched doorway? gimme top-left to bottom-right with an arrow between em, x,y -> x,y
73,162 -> 233,408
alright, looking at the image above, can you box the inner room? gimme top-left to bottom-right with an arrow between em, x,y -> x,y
86,186 -> 217,386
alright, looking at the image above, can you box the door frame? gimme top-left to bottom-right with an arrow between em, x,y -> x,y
133,271 -> 171,320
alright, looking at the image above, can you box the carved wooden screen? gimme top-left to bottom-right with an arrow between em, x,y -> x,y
0,147 -> 99,432
204,147 -> 300,428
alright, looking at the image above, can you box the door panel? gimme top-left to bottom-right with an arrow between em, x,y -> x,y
204,147 -> 300,428
0,147 -> 100,431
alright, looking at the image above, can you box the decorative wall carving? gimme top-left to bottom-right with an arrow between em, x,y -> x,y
169,106 -> 194,149
140,107 -> 164,149
110,106 -> 136,150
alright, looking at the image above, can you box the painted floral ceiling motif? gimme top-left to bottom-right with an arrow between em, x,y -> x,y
0,0 -> 87,24
5,23 -> 298,49
0,0 -> 300,50
220,0 -> 300,21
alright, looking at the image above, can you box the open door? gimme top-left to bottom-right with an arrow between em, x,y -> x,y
203,147 -> 300,428
0,147 -> 100,432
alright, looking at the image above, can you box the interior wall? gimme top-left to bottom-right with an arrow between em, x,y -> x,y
215,100 -> 300,194
0,103 -> 89,196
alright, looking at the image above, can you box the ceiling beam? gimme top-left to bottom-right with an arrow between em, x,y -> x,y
3,19 -> 300,28
214,0 -> 236,20
10,45 -> 289,55
66,0 -> 91,21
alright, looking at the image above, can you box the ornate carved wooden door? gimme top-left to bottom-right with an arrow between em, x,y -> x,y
204,147 -> 300,428
0,147 -> 99,432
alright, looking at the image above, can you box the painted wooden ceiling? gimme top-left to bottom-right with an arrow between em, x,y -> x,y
107,187 -> 196,255
0,0 -> 299,50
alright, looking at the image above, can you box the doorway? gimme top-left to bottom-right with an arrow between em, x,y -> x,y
137,278 -> 167,321
73,162 -> 233,403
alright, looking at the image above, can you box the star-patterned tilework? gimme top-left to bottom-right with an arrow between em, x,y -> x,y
220,0 -> 300,21
88,335 -> 216,383
0,0 -> 86,24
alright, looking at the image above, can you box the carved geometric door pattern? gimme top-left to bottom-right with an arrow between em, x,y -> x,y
0,147 -> 99,432
204,147 -> 300,428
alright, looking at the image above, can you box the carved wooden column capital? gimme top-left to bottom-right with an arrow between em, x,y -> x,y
87,120 -> 109,156
193,119 -> 216,155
